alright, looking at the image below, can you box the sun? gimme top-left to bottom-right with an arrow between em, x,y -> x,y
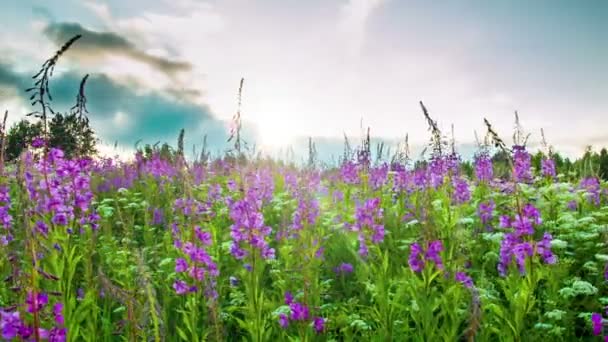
247,94 -> 297,149
255,112 -> 295,149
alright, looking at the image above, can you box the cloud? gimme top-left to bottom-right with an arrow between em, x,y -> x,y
42,22 -> 191,79
0,61 -> 235,156
338,0 -> 387,56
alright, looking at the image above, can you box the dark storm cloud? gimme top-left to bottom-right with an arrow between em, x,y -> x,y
43,22 -> 192,78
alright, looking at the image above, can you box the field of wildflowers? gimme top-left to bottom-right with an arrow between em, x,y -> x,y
1,131 -> 608,342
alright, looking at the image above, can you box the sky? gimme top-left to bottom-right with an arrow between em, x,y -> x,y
0,0 -> 606,161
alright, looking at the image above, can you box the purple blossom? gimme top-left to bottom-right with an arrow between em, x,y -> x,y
278,313 -> 289,328
474,153 -> 493,182
173,280 -> 190,295
455,272 -> 474,288
536,233 -> 556,264
334,263 -> 354,275
592,312 -> 603,336
284,291 -> 294,305
425,240 -> 444,270
26,291 -> 48,313
408,243 -> 424,273
53,302 -> 65,325
289,302 -> 310,321
313,317 -> 325,333
452,177 -> 471,204
581,177 -> 601,206
353,198 -> 384,256
478,201 -> 495,227
340,161 -> 359,184
0,310 -> 22,340
512,145 -> 532,183
369,164 -> 389,190
175,258 -> 188,273
32,136 -> 46,148
541,158 -> 556,178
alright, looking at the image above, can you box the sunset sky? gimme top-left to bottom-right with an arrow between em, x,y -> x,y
1,0 -> 606,161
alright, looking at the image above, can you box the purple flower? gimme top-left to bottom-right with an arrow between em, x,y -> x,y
26,291 -> 48,313
0,310 -> 22,340
340,161 -> 359,184
175,258 -> 188,273
474,153 -> 493,182
313,317 -> 325,333
478,201 -> 495,227
455,272 -> 474,288
353,198 -> 384,256
513,145 -> 532,183
452,177 -> 471,204
581,177 -> 601,206
289,302 -> 310,321
369,164 -> 389,190
284,291 -> 294,305
53,302 -> 65,325
536,233 -> 556,264
408,243 -> 424,273
334,263 -> 354,275
425,240 -> 444,270
32,136 -> 46,148
278,313 -> 289,328
48,327 -> 66,342
592,312 -> 603,336
173,280 -> 189,295
541,158 -> 556,178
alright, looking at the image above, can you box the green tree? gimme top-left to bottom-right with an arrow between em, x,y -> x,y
5,119 -> 43,161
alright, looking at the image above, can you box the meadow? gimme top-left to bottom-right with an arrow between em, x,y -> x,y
0,118 -> 608,342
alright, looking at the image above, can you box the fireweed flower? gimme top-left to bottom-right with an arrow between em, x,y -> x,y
340,161 -> 360,185
369,163 -> 389,190
541,158 -> 556,179
512,145 -> 532,183
1,310 -> 22,340
455,272 -> 474,289
408,240 -> 444,272
334,262 -> 354,275
451,177 -> 471,204
581,177 -> 601,206
228,190 -> 275,261
497,204 -> 555,276
0,184 -> 13,245
313,317 -> 325,333
352,198 -> 385,257
478,201 -> 495,228
428,156 -> 448,188
26,291 -> 48,313
474,152 -> 493,182
278,314 -> 289,328
408,243 -> 424,272
592,313 -> 603,336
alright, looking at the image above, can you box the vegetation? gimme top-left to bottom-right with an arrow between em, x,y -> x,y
3,34 -> 608,342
